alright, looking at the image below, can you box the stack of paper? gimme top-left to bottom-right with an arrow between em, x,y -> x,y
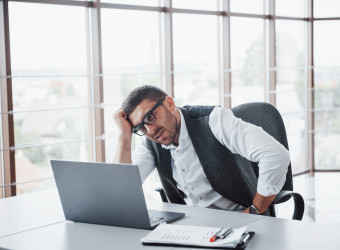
141,223 -> 248,248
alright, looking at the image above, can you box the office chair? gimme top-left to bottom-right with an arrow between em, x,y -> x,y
155,102 -> 305,220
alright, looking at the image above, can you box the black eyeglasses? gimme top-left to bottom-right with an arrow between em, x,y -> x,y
132,98 -> 165,136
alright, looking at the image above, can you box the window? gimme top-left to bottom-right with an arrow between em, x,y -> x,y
8,2 -> 90,195
101,9 -> 162,162
230,0 -> 264,14
173,13 -> 219,106
1,0 -> 340,199
314,0 -> 340,18
276,20 -> 307,174
172,0 -> 219,11
276,0 -> 306,17
314,21 -> 340,170
230,17 -> 265,107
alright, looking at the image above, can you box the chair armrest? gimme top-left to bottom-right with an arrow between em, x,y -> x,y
273,190 -> 305,220
155,187 -> 168,203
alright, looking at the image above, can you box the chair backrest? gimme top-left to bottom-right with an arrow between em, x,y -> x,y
156,102 -> 295,215
231,102 -> 293,194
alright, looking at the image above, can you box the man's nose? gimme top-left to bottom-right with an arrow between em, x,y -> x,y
144,123 -> 156,135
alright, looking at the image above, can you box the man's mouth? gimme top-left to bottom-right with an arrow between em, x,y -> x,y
155,129 -> 164,140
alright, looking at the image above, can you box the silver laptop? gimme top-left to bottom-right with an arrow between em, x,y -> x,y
51,160 -> 185,230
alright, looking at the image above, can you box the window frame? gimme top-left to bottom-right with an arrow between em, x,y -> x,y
2,0 -> 340,197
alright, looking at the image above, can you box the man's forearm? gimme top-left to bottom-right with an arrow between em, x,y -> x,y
252,192 -> 276,214
113,134 -> 132,164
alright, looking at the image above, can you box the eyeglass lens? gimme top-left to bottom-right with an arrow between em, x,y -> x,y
135,113 -> 157,135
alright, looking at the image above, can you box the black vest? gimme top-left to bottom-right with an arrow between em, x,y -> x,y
145,105 -> 258,208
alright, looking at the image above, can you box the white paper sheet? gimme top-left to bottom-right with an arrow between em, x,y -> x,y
141,223 -> 247,248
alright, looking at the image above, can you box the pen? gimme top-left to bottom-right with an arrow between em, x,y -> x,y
209,228 -> 232,242
220,228 -> 233,239
209,228 -> 223,242
242,233 -> 250,244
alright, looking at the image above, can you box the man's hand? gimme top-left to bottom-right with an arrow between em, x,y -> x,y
242,208 -> 250,214
113,108 -> 133,135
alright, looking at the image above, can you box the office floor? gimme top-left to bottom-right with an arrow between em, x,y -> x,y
275,172 -> 340,224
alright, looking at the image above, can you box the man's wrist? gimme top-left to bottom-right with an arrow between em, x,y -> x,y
252,192 -> 276,214
253,203 -> 267,214
118,132 -> 132,141
249,204 -> 263,215
117,133 -> 133,153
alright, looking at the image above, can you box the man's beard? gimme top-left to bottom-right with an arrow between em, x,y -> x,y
156,109 -> 178,145
167,112 -> 178,144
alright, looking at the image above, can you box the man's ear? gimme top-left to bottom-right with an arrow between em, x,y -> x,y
164,96 -> 176,112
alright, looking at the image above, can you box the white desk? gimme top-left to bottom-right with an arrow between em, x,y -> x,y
0,189 -> 338,250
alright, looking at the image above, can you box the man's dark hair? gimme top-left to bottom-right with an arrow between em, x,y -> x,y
122,85 -> 168,116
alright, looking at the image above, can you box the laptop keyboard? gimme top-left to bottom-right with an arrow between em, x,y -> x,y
149,216 -> 164,224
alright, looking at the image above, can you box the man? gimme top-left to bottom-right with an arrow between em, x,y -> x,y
114,85 -> 290,215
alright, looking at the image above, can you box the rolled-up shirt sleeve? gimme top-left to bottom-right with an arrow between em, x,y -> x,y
209,106 -> 290,196
132,138 -> 156,183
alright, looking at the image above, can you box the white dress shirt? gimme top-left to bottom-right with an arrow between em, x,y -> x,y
132,106 -> 290,211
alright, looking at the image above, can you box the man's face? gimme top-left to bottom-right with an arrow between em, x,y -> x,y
129,98 -> 177,145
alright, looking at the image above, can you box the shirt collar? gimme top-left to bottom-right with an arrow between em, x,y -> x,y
161,108 -> 188,149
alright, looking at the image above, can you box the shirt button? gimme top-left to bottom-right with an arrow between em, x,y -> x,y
182,169 -> 185,172
191,187 -> 194,190
176,149 -> 180,153
199,197 -> 203,200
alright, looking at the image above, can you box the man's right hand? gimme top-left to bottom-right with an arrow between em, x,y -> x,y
113,108 -> 133,135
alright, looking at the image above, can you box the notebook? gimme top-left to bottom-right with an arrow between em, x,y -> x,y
141,223 -> 254,249
51,160 -> 185,229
